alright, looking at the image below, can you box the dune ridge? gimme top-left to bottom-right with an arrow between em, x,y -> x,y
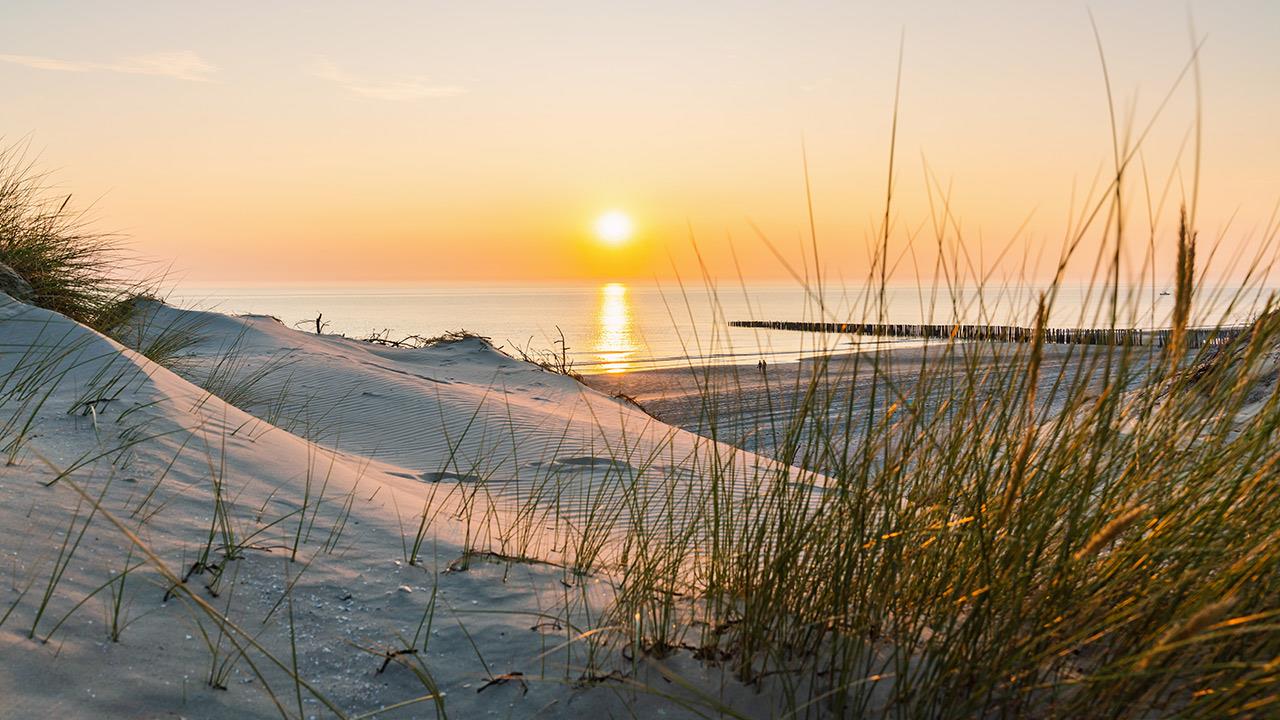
0,294 -> 797,718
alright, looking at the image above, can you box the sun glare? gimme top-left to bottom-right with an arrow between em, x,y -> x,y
594,211 -> 634,246
594,282 -> 635,373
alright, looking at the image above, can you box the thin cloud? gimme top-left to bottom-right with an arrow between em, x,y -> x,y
0,50 -> 216,82
310,58 -> 464,101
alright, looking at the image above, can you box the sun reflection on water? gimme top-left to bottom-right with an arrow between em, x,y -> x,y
594,282 -> 636,373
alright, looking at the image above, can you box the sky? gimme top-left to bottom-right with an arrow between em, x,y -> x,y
2,1 -> 1278,285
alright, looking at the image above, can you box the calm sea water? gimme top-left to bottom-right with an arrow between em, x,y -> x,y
168,282 -> 1269,374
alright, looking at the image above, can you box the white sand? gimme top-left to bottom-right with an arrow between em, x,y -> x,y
0,295 -> 804,718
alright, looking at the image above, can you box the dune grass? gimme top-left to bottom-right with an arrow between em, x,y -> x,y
555,41 -> 1280,717
599,289 -> 1280,717
0,141 -> 209,379
0,142 -> 134,329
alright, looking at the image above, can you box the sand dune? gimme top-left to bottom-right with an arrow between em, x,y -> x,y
0,295 -> 796,718
130,301 -> 792,540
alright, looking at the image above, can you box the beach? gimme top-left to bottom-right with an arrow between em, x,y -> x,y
586,342 -> 1121,466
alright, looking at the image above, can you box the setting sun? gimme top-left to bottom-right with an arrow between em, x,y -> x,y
594,211 -> 634,246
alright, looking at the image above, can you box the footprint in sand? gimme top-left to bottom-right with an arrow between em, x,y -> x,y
386,470 -> 481,483
547,456 -> 637,474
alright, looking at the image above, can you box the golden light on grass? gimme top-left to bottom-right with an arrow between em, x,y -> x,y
594,211 -> 634,246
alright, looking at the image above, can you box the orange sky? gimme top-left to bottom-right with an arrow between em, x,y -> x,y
2,2 -> 1278,285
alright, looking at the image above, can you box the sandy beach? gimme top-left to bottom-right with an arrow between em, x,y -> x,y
586,342 -> 1119,466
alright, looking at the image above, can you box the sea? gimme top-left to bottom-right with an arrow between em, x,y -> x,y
167,282 -> 1271,375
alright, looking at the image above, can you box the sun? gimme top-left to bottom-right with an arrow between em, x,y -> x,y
594,211 -> 634,246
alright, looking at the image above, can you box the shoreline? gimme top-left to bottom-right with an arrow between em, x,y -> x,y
584,341 -> 1117,464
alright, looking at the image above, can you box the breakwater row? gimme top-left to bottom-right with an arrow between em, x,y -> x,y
728,320 -> 1248,348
